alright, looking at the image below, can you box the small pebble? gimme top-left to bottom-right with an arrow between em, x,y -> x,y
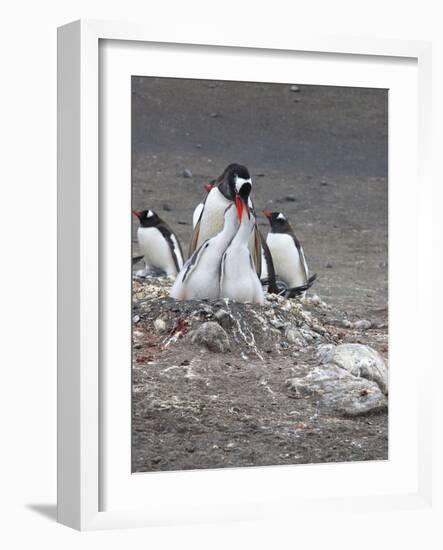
325,262 -> 333,268
182,169 -> 193,178
154,318 -> 167,333
210,112 -> 220,118
290,84 -> 300,92
162,203 -> 171,211
132,315 -> 140,324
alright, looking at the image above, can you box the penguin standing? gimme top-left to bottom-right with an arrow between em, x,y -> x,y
189,163 -> 263,277
132,209 -> 184,277
219,189 -> 264,305
170,204 -> 240,301
263,210 -> 316,295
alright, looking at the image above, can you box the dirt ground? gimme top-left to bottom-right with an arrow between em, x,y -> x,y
131,78 -> 388,472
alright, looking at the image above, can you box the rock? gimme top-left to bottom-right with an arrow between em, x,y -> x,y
286,364 -> 387,416
285,326 -> 305,347
318,343 -> 388,394
280,341 -> 289,350
162,203 -> 171,211
284,195 -> 297,202
353,319 -> 372,330
341,319 -> 352,328
290,84 -> 300,92
214,308 -> 234,330
325,262 -> 333,268
154,318 -> 167,333
210,112 -> 220,118
195,143 -> 202,148
182,169 -> 193,178
132,315 -> 140,324
191,322 -> 231,353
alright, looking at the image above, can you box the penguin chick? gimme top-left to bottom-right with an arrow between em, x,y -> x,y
170,204 -> 240,301
220,195 -> 264,304
132,209 -> 184,277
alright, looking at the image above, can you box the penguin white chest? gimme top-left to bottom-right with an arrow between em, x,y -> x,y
137,227 -> 180,276
266,233 -> 307,288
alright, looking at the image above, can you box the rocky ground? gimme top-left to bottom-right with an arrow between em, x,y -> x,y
132,278 -> 388,472
131,79 -> 388,472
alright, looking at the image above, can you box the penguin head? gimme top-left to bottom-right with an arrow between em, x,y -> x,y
217,163 -> 252,202
132,209 -> 160,228
263,211 -> 291,233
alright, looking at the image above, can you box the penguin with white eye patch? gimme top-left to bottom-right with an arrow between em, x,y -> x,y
189,163 -> 264,277
263,210 -> 316,296
132,209 -> 184,277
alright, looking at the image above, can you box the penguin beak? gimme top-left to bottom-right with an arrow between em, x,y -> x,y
132,210 -> 141,219
235,195 -> 244,222
263,210 -> 271,219
204,183 -> 213,193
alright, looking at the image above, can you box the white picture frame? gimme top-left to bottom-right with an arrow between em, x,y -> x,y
57,19 -> 434,531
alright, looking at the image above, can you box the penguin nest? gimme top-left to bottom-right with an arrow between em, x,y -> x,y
132,276 -> 343,358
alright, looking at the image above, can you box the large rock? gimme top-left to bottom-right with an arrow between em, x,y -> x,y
190,322 -> 231,353
317,343 -> 388,394
286,364 -> 387,417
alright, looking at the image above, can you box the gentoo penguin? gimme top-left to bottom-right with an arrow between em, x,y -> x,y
132,209 -> 184,277
189,163 -> 263,276
170,204 -> 240,301
192,182 -> 214,229
220,190 -> 264,304
263,210 -> 316,295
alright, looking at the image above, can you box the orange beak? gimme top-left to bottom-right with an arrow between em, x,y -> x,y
204,183 -> 213,193
132,210 -> 141,219
235,195 -> 244,222
263,210 -> 272,219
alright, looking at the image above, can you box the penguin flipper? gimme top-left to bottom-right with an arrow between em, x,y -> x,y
157,223 -> 184,273
252,223 -> 262,277
189,217 -> 202,257
258,231 -> 278,294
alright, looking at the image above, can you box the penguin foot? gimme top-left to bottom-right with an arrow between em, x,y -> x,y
283,273 -> 318,298
135,268 -> 167,278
